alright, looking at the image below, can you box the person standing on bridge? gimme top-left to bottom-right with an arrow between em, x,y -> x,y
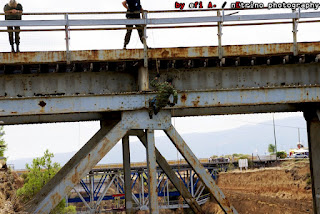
122,0 -> 147,49
3,0 -> 23,53
149,74 -> 178,119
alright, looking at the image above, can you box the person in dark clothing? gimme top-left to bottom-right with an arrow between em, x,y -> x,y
149,74 -> 178,119
4,0 -> 23,53
122,0 -> 147,49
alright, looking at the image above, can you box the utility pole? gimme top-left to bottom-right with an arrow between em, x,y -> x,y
273,114 -> 278,161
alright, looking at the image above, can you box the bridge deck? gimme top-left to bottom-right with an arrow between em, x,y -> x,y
1,42 -> 320,65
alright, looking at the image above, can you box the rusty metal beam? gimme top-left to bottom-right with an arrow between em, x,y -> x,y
164,125 -> 238,214
0,42 -> 319,65
134,130 -> 204,214
0,87 -> 319,119
146,130 -> 159,214
122,135 -> 133,214
27,119 -> 128,213
1,63 -> 320,98
304,109 -> 320,214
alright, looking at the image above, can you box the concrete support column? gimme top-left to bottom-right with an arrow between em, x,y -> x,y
122,135 -> 133,213
304,109 -> 320,214
138,66 -> 149,91
146,130 -> 159,214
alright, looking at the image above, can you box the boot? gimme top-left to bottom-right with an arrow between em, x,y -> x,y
10,45 -> 15,53
16,44 -> 20,53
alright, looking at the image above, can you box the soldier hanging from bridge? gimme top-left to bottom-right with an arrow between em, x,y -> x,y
122,0 -> 148,49
149,74 -> 178,119
4,0 -> 23,53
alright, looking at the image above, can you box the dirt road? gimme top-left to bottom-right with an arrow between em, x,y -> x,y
203,160 -> 313,214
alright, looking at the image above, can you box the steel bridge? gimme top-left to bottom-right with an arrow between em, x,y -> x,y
68,161 -> 225,212
1,7 -> 320,214
67,157 -> 277,212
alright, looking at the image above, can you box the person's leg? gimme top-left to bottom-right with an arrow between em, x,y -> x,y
7,27 -> 14,52
136,24 -> 144,45
15,26 -> 20,52
149,97 -> 156,119
124,25 -> 133,49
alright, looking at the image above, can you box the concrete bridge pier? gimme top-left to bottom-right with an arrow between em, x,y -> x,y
304,108 -> 320,214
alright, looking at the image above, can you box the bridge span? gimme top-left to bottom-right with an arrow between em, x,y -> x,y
1,8 -> 320,214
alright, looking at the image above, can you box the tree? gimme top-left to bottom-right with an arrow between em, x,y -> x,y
268,144 -> 276,154
276,151 -> 287,159
0,126 -> 7,157
17,149 -> 76,214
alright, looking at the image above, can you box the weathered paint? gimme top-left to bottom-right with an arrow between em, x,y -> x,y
28,119 -> 128,213
0,42 -> 319,65
0,87 -> 319,120
122,135 -> 133,214
1,63 -> 319,98
146,130 -> 160,214
304,109 -> 320,214
165,125 -> 238,214
136,130 -> 204,213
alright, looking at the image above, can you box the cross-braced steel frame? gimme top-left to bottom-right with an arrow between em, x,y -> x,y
27,110 -> 237,214
68,162 -> 220,212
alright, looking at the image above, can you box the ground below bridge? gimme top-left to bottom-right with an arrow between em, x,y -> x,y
202,160 -> 312,214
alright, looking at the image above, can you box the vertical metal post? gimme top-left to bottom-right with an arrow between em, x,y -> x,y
304,109 -> 320,214
273,114 -> 278,161
217,10 -> 224,60
141,172 -> 145,206
146,130 -> 159,214
122,135 -> 133,213
292,9 -> 299,56
89,172 -> 94,209
190,171 -> 194,197
143,11 -> 148,68
65,13 -> 71,64
135,130 -> 204,213
138,66 -> 149,91
166,178 -> 169,206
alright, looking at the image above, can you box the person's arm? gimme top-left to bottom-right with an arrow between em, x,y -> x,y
16,4 -> 23,14
173,89 -> 178,104
150,77 -> 160,89
122,1 -> 128,9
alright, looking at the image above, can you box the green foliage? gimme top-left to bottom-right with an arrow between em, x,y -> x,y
227,162 -> 235,171
276,151 -> 287,159
268,144 -> 276,154
0,126 -> 7,157
63,205 -> 76,213
17,149 -> 76,213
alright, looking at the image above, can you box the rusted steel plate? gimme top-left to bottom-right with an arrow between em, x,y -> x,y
146,130 -> 160,214
1,42 -> 319,65
137,130 -> 204,213
0,87 -> 319,118
28,119 -> 128,213
165,125 -> 238,213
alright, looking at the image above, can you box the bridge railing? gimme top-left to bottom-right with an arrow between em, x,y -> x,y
0,8 -> 320,63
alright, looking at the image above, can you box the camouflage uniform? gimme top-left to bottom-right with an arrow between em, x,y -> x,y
149,78 -> 178,117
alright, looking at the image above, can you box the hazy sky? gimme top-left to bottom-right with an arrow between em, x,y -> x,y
1,0 -> 318,161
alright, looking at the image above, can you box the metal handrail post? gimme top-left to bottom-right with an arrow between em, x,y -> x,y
143,11 -> 148,68
217,10 -> 224,66
292,8 -> 300,56
65,13 -> 71,64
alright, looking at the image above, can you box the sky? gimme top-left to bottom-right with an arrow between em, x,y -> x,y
0,0 -> 319,163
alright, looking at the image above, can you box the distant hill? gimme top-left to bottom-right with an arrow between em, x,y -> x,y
8,116 -> 308,170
